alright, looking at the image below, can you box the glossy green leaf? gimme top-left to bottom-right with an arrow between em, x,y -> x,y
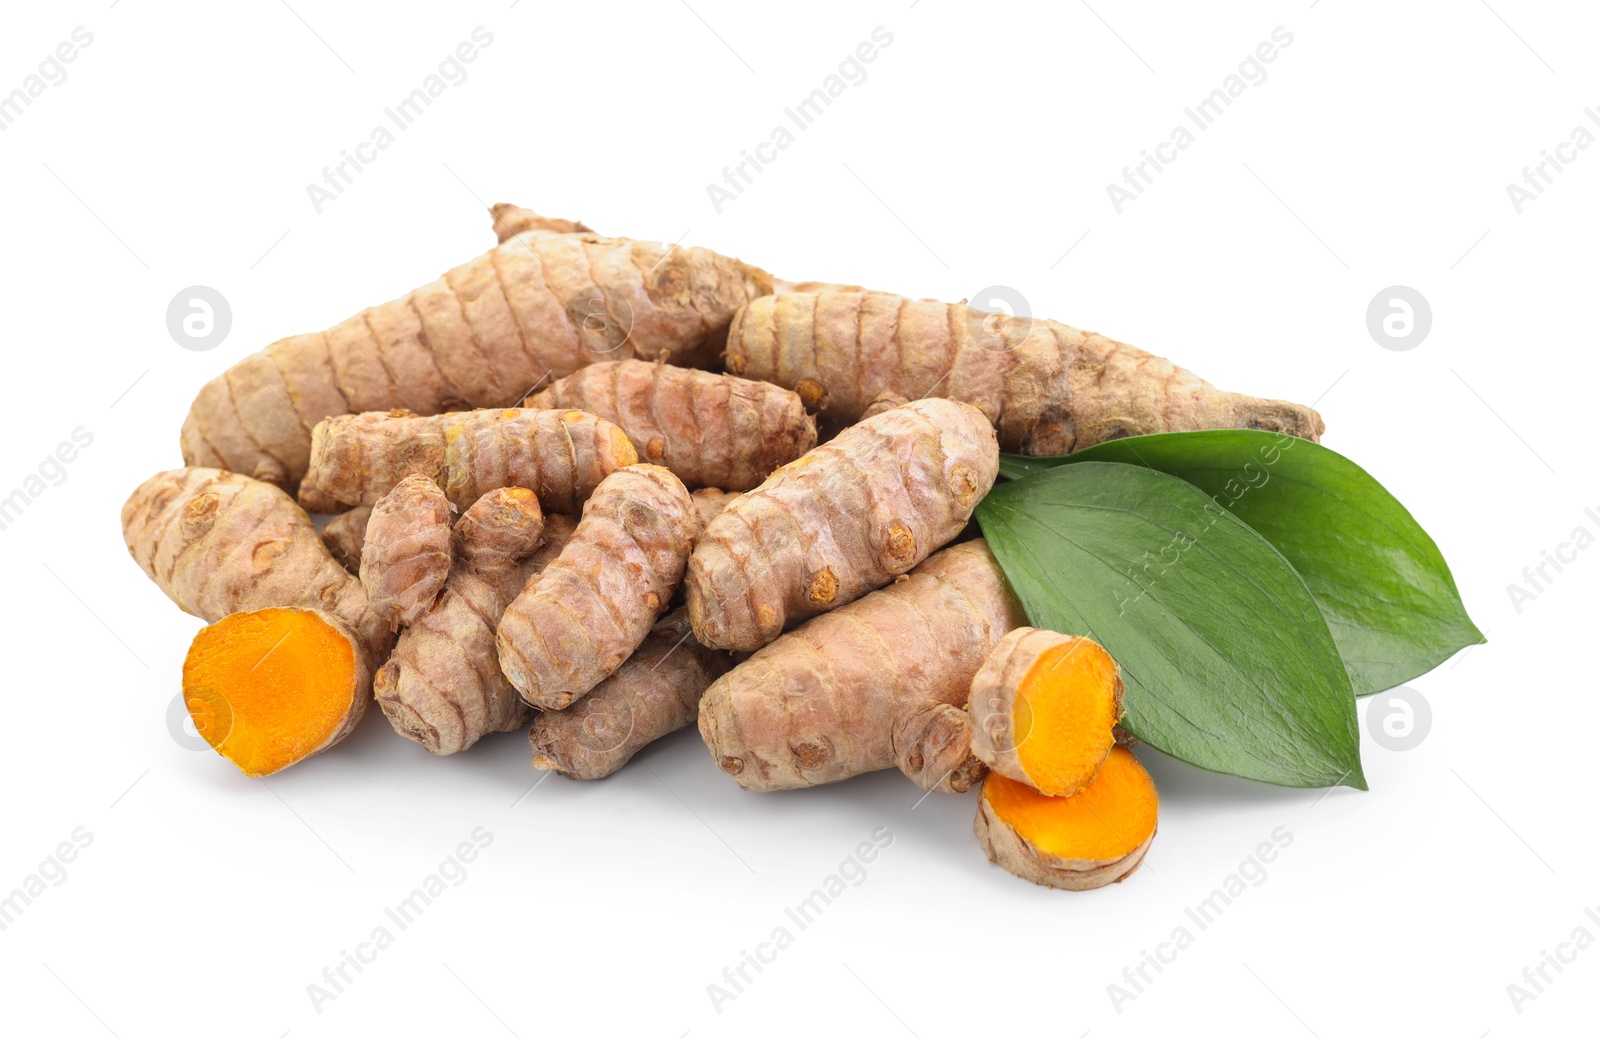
1000,430 -> 1484,695
978,462 -> 1364,789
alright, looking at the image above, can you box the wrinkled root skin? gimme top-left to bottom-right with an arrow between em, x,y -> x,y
373,504 -> 572,755
360,475 -> 455,629
319,506 -> 372,573
697,540 -> 1026,792
121,467 -> 391,670
180,209 -> 772,491
525,359 -> 816,492
302,407 -> 637,513
528,608 -> 734,780
894,702 -> 986,793
726,291 -> 1324,455
686,397 -> 999,652
497,465 -> 698,710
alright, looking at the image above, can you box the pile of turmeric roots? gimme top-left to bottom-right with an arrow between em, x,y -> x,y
123,205 -> 1321,890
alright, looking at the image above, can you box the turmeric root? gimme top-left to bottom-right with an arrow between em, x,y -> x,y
497,465 -> 698,710
975,747 -> 1158,890
686,398 -> 998,651
726,291 -> 1324,455
697,540 -> 1026,792
301,407 -> 637,512
360,475 -> 457,629
180,209 -> 773,490
320,506 -> 372,573
121,467 -> 391,667
183,608 -> 370,776
523,359 -> 816,490
967,628 -> 1123,797
123,468 -> 394,774
690,488 -> 739,536
375,493 -> 574,754
490,203 -> 591,242
528,608 -> 734,779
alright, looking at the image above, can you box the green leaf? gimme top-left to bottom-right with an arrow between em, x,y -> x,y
1000,431 -> 1484,696
978,462 -> 1364,789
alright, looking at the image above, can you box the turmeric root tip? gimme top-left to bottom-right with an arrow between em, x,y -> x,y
974,746 -> 1158,891
968,628 -> 1123,796
182,608 -> 370,777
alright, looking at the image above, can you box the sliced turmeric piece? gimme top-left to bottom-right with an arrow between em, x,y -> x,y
967,628 -> 1123,796
975,747 -> 1158,891
182,608 -> 370,777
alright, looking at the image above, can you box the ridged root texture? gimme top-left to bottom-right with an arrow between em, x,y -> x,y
525,359 -> 817,491
695,539 -> 1027,792
360,475 -> 455,629
528,607 -> 733,780
968,629 -> 1124,797
302,407 -> 637,512
179,214 -> 773,491
373,504 -> 572,755
496,465 -> 698,710
182,608 -> 368,777
725,291 -> 1324,455
120,467 -> 391,667
685,397 -> 999,652
975,747 -> 1159,891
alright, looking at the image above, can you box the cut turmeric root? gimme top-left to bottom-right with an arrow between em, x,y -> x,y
975,747 -> 1158,891
967,628 -> 1123,796
182,608 -> 371,777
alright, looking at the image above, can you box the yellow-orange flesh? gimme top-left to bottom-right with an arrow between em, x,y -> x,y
1013,637 -> 1121,795
983,747 -> 1158,863
182,609 -> 359,777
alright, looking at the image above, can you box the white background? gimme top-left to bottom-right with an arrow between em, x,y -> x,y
1,1 -> 1596,1036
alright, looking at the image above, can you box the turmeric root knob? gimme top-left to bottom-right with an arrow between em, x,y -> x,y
374,506 -> 574,756
968,628 -> 1123,796
975,747 -> 1158,891
183,608 -> 370,777
320,506 -> 372,573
